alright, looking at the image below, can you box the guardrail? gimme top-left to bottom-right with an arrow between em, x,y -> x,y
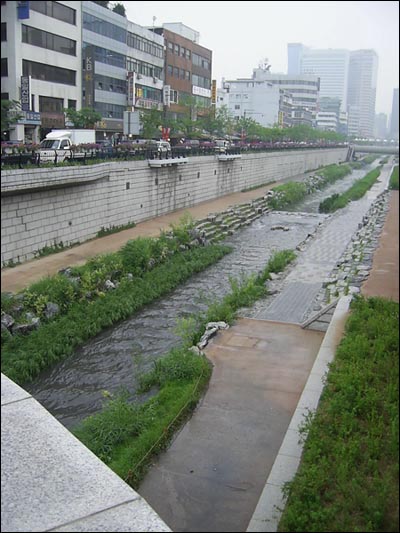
1,144 -> 346,169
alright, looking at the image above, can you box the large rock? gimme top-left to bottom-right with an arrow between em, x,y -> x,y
1,313 -> 15,330
44,302 -> 60,320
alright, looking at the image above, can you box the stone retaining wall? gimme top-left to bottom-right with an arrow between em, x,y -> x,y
1,149 -> 347,265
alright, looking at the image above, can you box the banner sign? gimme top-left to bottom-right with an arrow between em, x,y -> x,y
21,76 -> 30,111
83,46 -> 94,107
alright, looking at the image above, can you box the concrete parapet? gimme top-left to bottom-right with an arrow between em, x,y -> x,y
1,374 -> 171,532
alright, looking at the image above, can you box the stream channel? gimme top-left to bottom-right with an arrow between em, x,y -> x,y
26,166 -> 372,430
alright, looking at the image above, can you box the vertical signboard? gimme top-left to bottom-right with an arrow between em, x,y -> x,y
127,71 -> 136,107
17,1 -> 30,19
211,79 -> 217,104
83,46 -> 94,108
163,85 -> 171,107
20,76 -> 30,111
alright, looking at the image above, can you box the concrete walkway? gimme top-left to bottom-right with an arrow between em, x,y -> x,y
138,321 -> 324,532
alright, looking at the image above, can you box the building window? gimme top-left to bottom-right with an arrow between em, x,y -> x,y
235,104 -> 240,110
84,43 -> 126,69
31,1 -> 76,25
1,58 -> 8,77
1,22 -> 6,41
94,102 -> 125,119
23,59 -> 76,86
83,12 -> 126,42
170,90 -> 178,104
39,96 -> 64,113
22,25 -> 76,56
127,31 -> 163,58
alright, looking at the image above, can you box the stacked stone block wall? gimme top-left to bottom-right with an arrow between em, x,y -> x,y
1,149 -> 347,265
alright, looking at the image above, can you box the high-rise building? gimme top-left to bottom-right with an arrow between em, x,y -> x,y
389,88 -> 399,140
374,113 -> 387,139
347,49 -> 378,138
316,97 -> 341,132
287,44 -> 349,111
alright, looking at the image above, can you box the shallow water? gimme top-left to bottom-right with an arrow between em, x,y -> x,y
25,166 -> 371,429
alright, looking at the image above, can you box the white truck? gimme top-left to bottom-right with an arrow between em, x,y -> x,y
36,129 -> 96,163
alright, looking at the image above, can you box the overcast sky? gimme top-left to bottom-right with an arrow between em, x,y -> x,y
121,1 -> 399,118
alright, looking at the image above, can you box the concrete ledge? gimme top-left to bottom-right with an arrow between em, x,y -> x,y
147,157 -> 188,167
217,154 -> 242,161
1,374 -> 171,532
246,295 -> 352,532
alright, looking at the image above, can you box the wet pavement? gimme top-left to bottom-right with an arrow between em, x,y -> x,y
138,320 -> 324,532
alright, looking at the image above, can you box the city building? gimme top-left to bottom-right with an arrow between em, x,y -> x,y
389,88 -> 399,140
1,1 -> 166,142
151,23 -> 212,122
82,0 -> 164,141
1,0 -> 82,142
374,112 -> 387,139
288,44 -> 349,111
347,49 -> 378,138
316,97 -> 341,132
218,64 -> 320,128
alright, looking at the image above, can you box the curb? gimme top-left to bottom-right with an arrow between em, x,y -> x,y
246,295 -> 352,532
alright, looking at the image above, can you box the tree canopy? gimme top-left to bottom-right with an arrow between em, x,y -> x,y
64,107 -> 102,129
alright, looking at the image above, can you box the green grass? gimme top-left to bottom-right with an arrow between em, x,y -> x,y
362,154 -> 380,165
268,182 -> 308,209
389,165 -> 399,190
1,244 -> 231,384
278,296 -> 399,533
96,221 -> 136,238
319,167 -> 381,213
72,249 -> 297,488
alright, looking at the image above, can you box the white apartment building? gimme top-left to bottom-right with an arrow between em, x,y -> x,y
347,49 -> 378,138
288,44 -> 349,112
1,0 -> 82,142
218,66 -> 319,128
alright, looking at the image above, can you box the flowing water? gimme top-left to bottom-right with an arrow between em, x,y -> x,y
25,166 -> 371,430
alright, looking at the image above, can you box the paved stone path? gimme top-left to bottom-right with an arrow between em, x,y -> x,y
252,162 -> 393,323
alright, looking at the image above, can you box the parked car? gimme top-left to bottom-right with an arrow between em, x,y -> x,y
145,140 -> 172,158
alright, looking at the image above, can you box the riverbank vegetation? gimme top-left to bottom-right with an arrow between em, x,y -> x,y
278,296 -> 399,533
319,167 -> 381,213
389,165 -> 398,190
73,249 -> 296,488
268,163 -> 352,210
1,216 -> 232,383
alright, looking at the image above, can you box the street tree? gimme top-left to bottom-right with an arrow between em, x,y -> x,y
64,107 -> 102,128
1,100 -> 23,135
